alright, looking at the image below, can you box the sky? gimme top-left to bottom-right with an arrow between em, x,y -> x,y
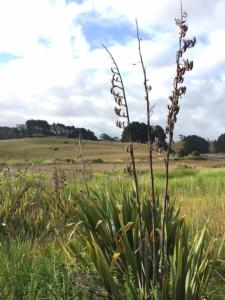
0,0 -> 224,140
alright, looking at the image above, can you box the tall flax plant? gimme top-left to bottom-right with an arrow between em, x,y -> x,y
103,11 -> 196,289
69,2 -> 224,299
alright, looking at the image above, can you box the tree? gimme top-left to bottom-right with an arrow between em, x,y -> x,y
180,135 -> 209,155
99,133 -> 114,141
16,124 -> 27,138
121,122 -> 151,143
0,120 -> 98,141
0,127 -> 19,140
50,123 -> 66,136
121,122 -> 166,147
214,133 -> 225,153
153,125 -> 167,149
26,120 -> 50,136
67,127 -> 98,141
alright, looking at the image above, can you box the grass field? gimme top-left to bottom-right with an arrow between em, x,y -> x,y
0,137 -> 224,299
0,137 -> 148,164
1,137 -> 225,169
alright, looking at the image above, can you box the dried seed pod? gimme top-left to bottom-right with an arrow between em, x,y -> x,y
181,24 -> 188,37
183,59 -> 193,71
114,106 -> 122,116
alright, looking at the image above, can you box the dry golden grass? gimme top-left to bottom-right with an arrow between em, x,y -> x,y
1,137 -> 225,172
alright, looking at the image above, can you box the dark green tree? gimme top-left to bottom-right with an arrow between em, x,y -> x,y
99,133 -> 114,141
78,128 -> 98,141
121,122 -> 166,147
121,122 -> 150,143
180,135 -> 209,155
0,127 -> 19,139
214,133 -> 225,153
67,127 -> 98,141
50,123 -> 66,136
26,120 -> 50,136
16,124 -> 27,137
0,120 -> 98,141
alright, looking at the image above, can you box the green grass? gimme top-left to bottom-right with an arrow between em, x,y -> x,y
84,167 -> 225,238
0,240 -> 79,299
0,140 -> 224,298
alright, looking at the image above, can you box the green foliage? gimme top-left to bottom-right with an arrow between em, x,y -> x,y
0,240 -> 78,299
190,150 -> 200,156
0,168 -> 77,241
180,135 -> 209,155
26,119 -> 51,137
214,133 -> 225,153
121,122 -> 167,147
0,126 -> 19,140
70,184 -> 218,299
0,120 -> 98,141
0,167 -> 224,298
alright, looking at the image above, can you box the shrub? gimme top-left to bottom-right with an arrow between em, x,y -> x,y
190,150 -> 200,156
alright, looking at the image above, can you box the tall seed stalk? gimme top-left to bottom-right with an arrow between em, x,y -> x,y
102,44 -> 146,294
161,1 -> 196,270
135,20 -> 157,283
102,45 -> 141,222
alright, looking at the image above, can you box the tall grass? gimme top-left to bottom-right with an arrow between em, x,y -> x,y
0,240 -> 79,299
0,164 -> 224,298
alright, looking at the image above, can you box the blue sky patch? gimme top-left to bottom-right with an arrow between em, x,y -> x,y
197,34 -> 208,45
78,15 -> 150,49
0,52 -> 21,64
38,36 -> 51,47
66,0 -> 84,4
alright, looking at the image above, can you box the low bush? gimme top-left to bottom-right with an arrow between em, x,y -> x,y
190,150 -> 200,156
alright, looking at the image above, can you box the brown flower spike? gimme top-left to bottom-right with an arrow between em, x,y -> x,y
166,8 -> 196,136
162,2 -> 196,271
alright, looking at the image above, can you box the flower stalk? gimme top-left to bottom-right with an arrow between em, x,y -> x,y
135,19 -> 157,283
161,1 -> 196,271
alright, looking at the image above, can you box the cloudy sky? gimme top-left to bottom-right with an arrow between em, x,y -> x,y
0,0 -> 224,140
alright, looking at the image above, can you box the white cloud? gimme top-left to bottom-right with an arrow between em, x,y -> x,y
0,0 -> 224,140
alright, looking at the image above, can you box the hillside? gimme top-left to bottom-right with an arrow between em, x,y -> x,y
0,137 -> 225,171
0,137 -> 149,165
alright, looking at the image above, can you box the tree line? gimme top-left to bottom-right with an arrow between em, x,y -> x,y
0,120 -> 167,144
0,120 -> 225,153
0,120 -> 98,141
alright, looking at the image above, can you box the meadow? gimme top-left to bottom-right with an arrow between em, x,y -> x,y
0,137 -> 225,169
0,137 -> 224,299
